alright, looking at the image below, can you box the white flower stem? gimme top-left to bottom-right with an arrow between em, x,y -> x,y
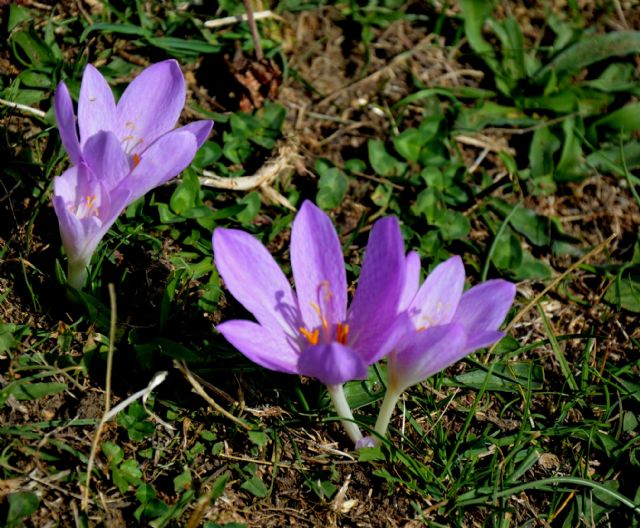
374,385 -> 402,441
67,260 -> 88,291
326,383 -> 362,445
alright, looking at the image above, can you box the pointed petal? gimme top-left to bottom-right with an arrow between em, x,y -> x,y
178,120 -> 214,148
217,320 -> 299,374
409,255 -> 465,328
348,216 -> 406,363
464,330 -> 505,353
399,251 -> 421,311
53,166 -> 130,267
115,60 -> 186,154
213,228 -> 300,335
298,343 -> 368,385
53,165 -> 79,202
452,280 -> 516,334
53,192 -> 85,262
123,130 -> 196,202
77,64 -> 117,144
389,323 -> 466,393
290,201 -> 347,330
82,131 -> 130,190
54,81 -> 83,165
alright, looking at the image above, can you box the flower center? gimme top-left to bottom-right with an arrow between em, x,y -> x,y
122,121 -> 144,157
70,194 -> 100,219
298,281 -> 349,346
299,322 -> 349,346
416,301 -> 453,331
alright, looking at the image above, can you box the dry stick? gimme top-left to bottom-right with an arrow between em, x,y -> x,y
243,0 -> 263,61
174,360 -> 252,430
82,284 -> 118,510
200,143 -> 298,211
104,284 -> 116,414
82,286 -> 169,510
0,97 -> 47,118
204,10 -> 279,29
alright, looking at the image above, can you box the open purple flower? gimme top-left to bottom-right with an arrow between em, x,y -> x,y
54,59 -> 212,184
213,200 -> 406,443
54,130 -> 201,289
373,254 -> 516,439
53,60 -> 213,289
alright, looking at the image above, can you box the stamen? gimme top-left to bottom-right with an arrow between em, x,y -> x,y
310,302 -> 328,330
299,327 -> 319,346
337,323 -> 349,345
133,153 -> 141,168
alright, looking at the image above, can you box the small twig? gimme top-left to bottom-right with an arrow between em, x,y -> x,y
468,147 -> 490,174
204,10 -> 279,29
101,371 -> 168,423
455,134 -> 515,155
199,142 -> 298,211
242,0 -> 263,61
104,284 -> 116,414
83,285 -> 169,509
174,360 -> 253,430
483,112 -> 581,136
82,283 -> 118,510
0,98 -> 47,118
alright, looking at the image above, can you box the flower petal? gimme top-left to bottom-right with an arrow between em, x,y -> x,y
123,130 -> 196,203
408,255 -> 465,328
298,343 -> 368,385
115,60 -> 186,155
77,64 -> 117,144
53,167 -> 130,266
389,323 -> 466,393
290,201 -> 347,330
451,280 -> 516,334
178,120 -> 214,148
213,228 -> 299,335
82,131 -> 130,190
464,330 -> 505,353
53,193 -> 85,262
399,251 -> 421,311
54,81 -> 83,165
217,320 -> 300,374
348,216 -> 406,363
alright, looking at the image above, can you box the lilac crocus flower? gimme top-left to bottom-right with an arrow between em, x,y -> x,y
213,200 -> 406,444
53,60 -> 213,289
54,59 -> 212,180
373,254 -> 516,439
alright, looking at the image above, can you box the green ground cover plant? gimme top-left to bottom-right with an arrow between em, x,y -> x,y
1,0 -> 639,526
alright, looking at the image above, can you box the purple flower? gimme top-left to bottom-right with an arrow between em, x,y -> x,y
54,59 -> 212,185
213,200 -> 406,443
373,255 -> 516,439
53,60 -> 213,288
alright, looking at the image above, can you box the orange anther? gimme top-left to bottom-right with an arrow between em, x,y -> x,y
300,327 -> 319,346
133,153 -> 141,168
336,323 -> 349,345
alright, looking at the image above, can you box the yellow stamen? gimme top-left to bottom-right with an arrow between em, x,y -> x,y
300,327 -> 319,346
310,302 -> 328,330
337,323 -> 349,345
